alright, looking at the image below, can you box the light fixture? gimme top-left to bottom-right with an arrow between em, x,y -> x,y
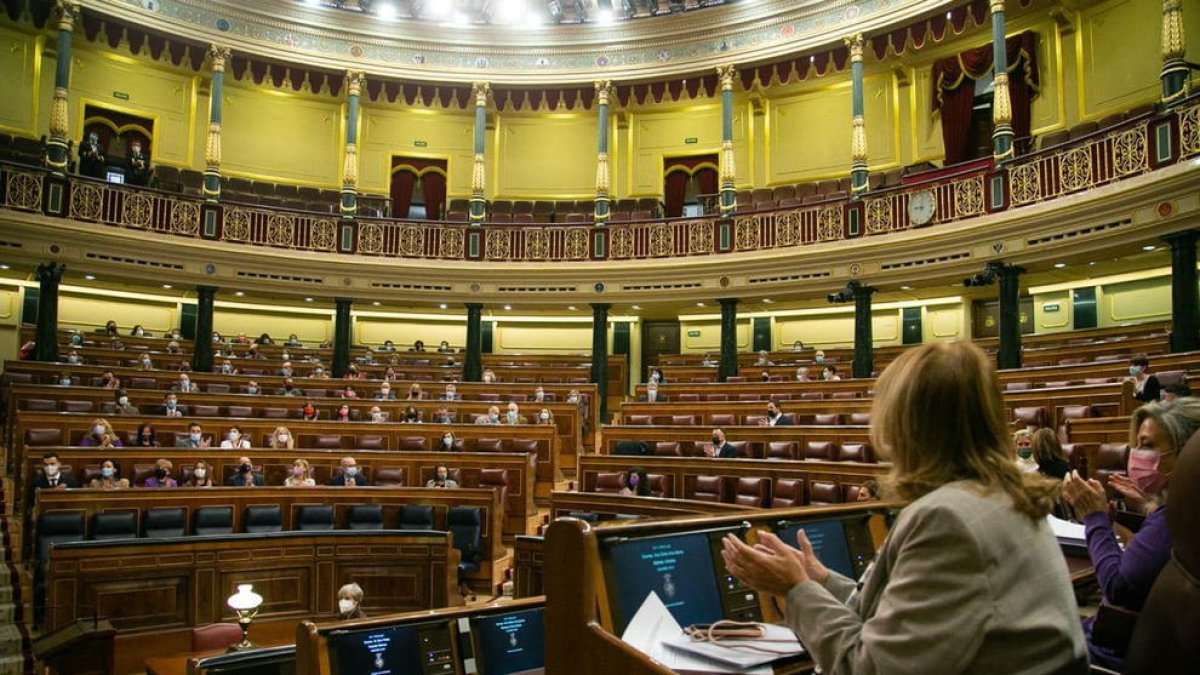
504,304 -> 512,310
631,305 -> 641,310
161,284 -> 173,289
234,291 -> 245,297
372,300 -> 381,306
696,302 -> 706,307
1142,245 -> 1157,251
376,2 -> 398,20
304,0 -> 321,6
899,285 -> 912,291
0,263 -> 9,270
452,9 -> 470,24
568,305 -> 577,310
761,298 -> 773,304
596,0 -> 614,24
425,0 -> 451,19
84,273 -> 95,280
439,303 -> 448,309
495,0 -> 525,23
226,584 -> 264,652
1053,263 -> 1066,269
304,297 -> 314,302
1089,262 -> 1096,266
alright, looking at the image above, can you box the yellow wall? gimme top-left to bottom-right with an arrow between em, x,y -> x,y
220,84 -> 342,186
0,25 -> 41,138
496,114 -> 596,198
356,315 -> 467,348
1029,270 -> 1175,334
493,320 -> 592,353
0,283 -> 23,368
359,105 -> 474,196
213,305 -> 332,344
57,290 -> 180,334
679,318 -> 752,352
626,102 -> 748,196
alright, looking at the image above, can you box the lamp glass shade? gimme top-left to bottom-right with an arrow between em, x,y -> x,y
227,584 -> 264,611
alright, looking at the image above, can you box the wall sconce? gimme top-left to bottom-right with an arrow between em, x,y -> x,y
226,583 -> 264,652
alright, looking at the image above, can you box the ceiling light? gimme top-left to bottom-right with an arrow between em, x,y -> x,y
304,0 -> 321,7
1089,262 -> 1096,266
425,1 -> 451,19
631,305 -> 641,310
304,297 -> 314,302
234,291 -> 245,297
568,305 -> 577,310
504,304 -> 512,310
946,11 -> 952,19
1142,245 -> 1157,251
372,301 -> 381,306
161,284 -> 172,289
596,8 -> 614,24
376,2 -> 397,20
1053,263 -> 1066,269
761,298 -> 773,304
452,10 -> 470,25
495,0 -> 525,23
696,302 -> 706,307
439,303 -> 448,309
899,285 -> 912,290
84,273 -> 95,280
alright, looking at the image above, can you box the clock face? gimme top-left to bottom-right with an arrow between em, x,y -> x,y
908,190 -> 936,225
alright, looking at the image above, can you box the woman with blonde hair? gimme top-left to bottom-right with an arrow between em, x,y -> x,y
535,408 -> 555,425
284,458 -> 315,487
269,426 -> 295,450
80,418 -> 122,448
1013,428 -> 1038,473
1030,427 -> 1072,479
721,341 -> 1086,674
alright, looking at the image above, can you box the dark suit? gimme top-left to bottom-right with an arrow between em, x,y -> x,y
226,472 -> 264,487
715,442 -> 737,459
329,473 -> 369,487
1133,375 -> 1162,402
767,414 -> 793,426
32,473 -> 78,490
638,394 -> 669,402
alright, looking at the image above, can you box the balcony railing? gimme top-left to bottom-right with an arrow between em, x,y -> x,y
3,98 -> 1197,263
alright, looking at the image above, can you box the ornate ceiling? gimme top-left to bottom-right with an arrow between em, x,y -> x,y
91,0 -> 957,83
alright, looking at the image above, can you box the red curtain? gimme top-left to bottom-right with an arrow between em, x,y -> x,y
695,168 -> 719,197
932,31 -> 1039,165
420,171 -> 447,221
390,170 -> 416,219
663,170 -> 689,219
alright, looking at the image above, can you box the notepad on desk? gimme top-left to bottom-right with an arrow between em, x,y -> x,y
621,592 -> 776,674
1047,515 -> 1088,554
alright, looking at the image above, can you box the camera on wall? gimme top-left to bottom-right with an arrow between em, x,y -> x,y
827,280 -> 862,304
962,261 -> 1005,287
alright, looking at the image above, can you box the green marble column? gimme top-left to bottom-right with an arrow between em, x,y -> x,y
203,46 -> 231,202
847,34 -> 869,196
192,286 -> 217,373
470,83 -> 490,224
997,264 -> 1025,370
990,0 -> 1015,162
44,1 -> 78,174
852,283 -> 876,379
333,298 -> 353,378
34,262 -> 65,363
465,303 -> 483,381
719,298 -> 739,381
341,72 -> 365,220
717,65 -> 737,219
594,80 -> 612,224
1164,230 -> 1199,352
591,303 -> 611,419
1161,0 -> 1189,104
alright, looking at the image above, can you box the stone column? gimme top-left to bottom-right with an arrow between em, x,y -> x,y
990,0 -> 1015,162
44,1 -> 78,173
718,298 -> 739,381
332,298 -> 353,378
717,65 -> 738,219
464,303 -> 483,381
847,34 -> 869,196
34,262 -> 65,363
203,45 -> 231,202
594,80 -> 613,225
192,286 -> 217,373
591,303 -> 611,419
852,283 -> 876,379
470,82 -> 490,224
1161,0 -> 1189,104
1164,230 -> 1199,352
997,264 -> 1025,370
341,72 -> 365,220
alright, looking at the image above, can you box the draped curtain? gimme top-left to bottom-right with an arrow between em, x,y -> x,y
663,154 -> 719,218
390,170 -> 417,219
663,170 -> 690,218
390,156 -> 448,219
695,168 -> 719,198
932,31 -> 1039,165
420,171 -> 448,221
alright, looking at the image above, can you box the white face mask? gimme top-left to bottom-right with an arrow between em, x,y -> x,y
192,467 -> 208,480
338,599 -> 357,615
118,396 -> 129,406
277,434 -> 290,444
540,412 -> 550,420
93,424 -> 106,436
45,464 -> 60,477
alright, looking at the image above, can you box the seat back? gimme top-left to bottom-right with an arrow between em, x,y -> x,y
727,440 -> 752,459
226,405 -> 253,418
399,436 -> 428,451
849,412 -> 871,425
691,475 -> 727,502
1014,406 -> 1048,431
837,443 -> 873,463
374,467 -> 407,487
92,512 -> 137,540
475,438 -> 504,452
347,504 -> 384,530
671,414 -> 696,426
1095,443 -> 1131,491
766,441 -> 797,460
813,413 -> 841,426
244,505 -> 282,533
653,441 -> 681,457
25,428 -> 63,447
478,469 -> 510,509
37,511 -> 85,565
594,472 -> 626,493
296,505 -> 335,531
710,413 -> 736,426
809,480 -> 841,505
191,623 -> 244,652
448,507 -> 483,571
626,415 -> 653,426
647,474 -> 671,498
399,504 -> 435,530
771,479 -> 805,508
733,477 -> 771,507
313,434 -> 345,449
143,507 -> 186,538
194,506 -> 234,535
357,435 -> 386,450
804,441 -> 835,460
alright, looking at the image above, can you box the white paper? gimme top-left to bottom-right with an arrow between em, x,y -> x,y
1046,515 -> 1086,542
664,623 -> 804,668
620,592 -> 774,674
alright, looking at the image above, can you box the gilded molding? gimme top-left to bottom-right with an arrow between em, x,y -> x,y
345,71 -> 366,98
992,71 -> 1013,127
990,0 -> 1005,15
845,34 -> 865,63
472,82 -> 491,108
851,115 -> 868,164
596,151 -> 610,196
471,152 -> 486,196
342,141 -> 358,187
717,65 -> 737,92
209,45 -> 231,72
55,0 -> 78,32
204,122 -> 222,168
48,87 -> 69,140
1162,0 -> 1186,61
595,80 -> 612,107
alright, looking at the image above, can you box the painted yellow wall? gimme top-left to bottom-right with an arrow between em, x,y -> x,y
496,114 -> 596,198
0,283 -> 23,368
1033,289 -> 1074,334
1099,276 -> 1172,326
359,105 -> 474,196
493,320 -> 593,353
679,318 -> 752,352
626,101 -> 749,196
220,84 -> 342,186
213,306 -> 332,344
356,315 -> 467,348
0,25 -> 41,138
57,291 -> 179,334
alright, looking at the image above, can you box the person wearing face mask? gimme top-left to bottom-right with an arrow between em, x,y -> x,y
173,374 -> 194,393
640,382 -> 667,403
65,349 -> 82,366
342,386 -> 358,400
380,339 -> 396,353
227,455 -> 265,487
401,406 -> 421,424
822,364 -> 841,381
78,131 -> 106,178
183,460 -> 214,487
441,384 -> 460,401
143,458 -> 178,488
1061,398 -> 1200,669
795,366 -> 811,382
344,365 -> 363,380
244,381 -> 261,396
375,384 -> 396,401
476,405 -> 502,425
99,370 -> 120,390
277,378 -> 303,397
80,418 -> 123,448
566,390 -> 581,405
311,364 -> 330,380
220,426 -> 252,449
534,408 -> 555,426
481,369 -> 497,384
277,361 -> 294,378
426,463 -> 459,488
368,406 -> 387,423
219,359 -> 237,375
1127,355 -> 1162,402
764,400 -> 792,426
136,354 -> 154,371
166,340 -> 182,355
133,423 -> 160,447
68,331 -> 84,347
34,452 -> 77,490
330,457 -> 368,487
754,350 -> 774,367
269,426 -> 295,449
112,389 -> 140,415
285,333 -> 303,348
335,404 -> 354,422
336,583 -> 367,620
814,350 -> 827,365
160,393 -> 187,418
406,384 -> 424,401
502,403 -> 528,425
618,467 -> 651,497
1013,429 -> 1038,473
89,459 -> 130,489
357,348 -> 377,365
57,372 -> 74,387
174,422 -> 211,449
529,387 -> 547,404
1030,428 -> 1071,480
130,324 -> 146,338
704,427 -> 736,458
439,431 -> 459,452
431,406 -> 453,425
701,353 -> 717,367
301,401 -> 320,421
284,459 -> 316,487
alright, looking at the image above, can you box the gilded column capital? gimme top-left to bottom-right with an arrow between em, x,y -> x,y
1162,0 -> 1186,61
851,115 -> 868,164
594,80 -> 612,106
345,71 -> 366,98
205,123 -> 222,168
844,34 -> 865,63
472,82 -> 491,108
989,0 -> 1005,14
992,71 -> 1013,127
342,143 -> 358,187
209,45 -> 231,73
716,65 -> 737,92
54,0 -> 79,32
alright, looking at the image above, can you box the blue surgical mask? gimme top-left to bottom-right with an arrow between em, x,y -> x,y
815,356 -> 825,364
507,411 -> 518,421
540,412 -> 550,420
489,413 -> 499,422
101,467 -> 114,478
346,467 -> 358,477
190,431 -> 201,442
247,386 -> 258,394
227,431 -> 239,442
1129,365 -> 1143,377
59,377 -> 71,386
166,400 -> 177,409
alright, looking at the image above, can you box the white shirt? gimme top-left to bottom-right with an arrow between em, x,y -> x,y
220,438 -> 252,449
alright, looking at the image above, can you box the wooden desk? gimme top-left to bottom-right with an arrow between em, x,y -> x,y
143,629 -> 294,675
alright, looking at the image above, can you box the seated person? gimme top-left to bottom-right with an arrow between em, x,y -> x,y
98,370 -> 120,389
210,331 -> 223,343
103,320 -> 119,336
311,364 -> 330,379
649,368 -> 664,384
438,431 -> 458,452
814,349 -> 828,365
68,330 -> 83,347
566,389 -> 582,405
276,378 -> 303,396
754,350 -> 774,366
357,348 -> 377,365
112,389 -> 139,415
441,384 -> 461,401
132,423 -> 160,447
175,361 -> 192,373
618,467 -> 651,497
401,406 -> 421,424
301,401 -> 319,421
227,456 -> 265,487
243,380 -> 262,395
244,343 -> 264,359
108,337 -> 124,351
280,350 -> 292,363
703,427 -> 736,458
34,452 -> 77,490
375,383 -> 397,400
143,459 -> 178,488
135,354 -> 153,370
380,340 -> 396,353
640,381 -> 667,403
503,402 -> 528,425
341,385 -> 359,399
431,406 -> 453,424
255,333 -> 274,345
437,340 -> 454,353
1013,429 -> 1037,473
56,371 -> 73,387
130,324 -> 146,337
284,458 -> 315,487
368,405 -> 387,422
822,364 -> 841,381
269,426 -> 295,449
334,404 -> 353,422
481,369 -> 497,384
701,353 -> 716,367
1128,354 -> 1162,402
175,422 -> 211,449
172,373 -> 195,393
277,361 -> 295,378
764,400 -> 792,426
426,463 -> 459,488
183,460 -> 214,487
330,457 -> 367,487
792,340 -> 806,352
161,393 -> 186,417
1061,398 -> 1196,669
530,386 -> 548,403
406,383 -> 425,400
535,408 -> 555,425
80,418 -> 123,448
166,340 -> 182,354
856,479 -> 880,502
337,583 -> 367,620
90,459 -> 130,489
284,333 -> 303,348
412,340 -> 426,352
383,367 -> 399,382
476,405 -> 502,425
344,365 -> 364,380
221,425 -> 252,449
65,349 -> 83,365
218,359 -> 237,375
1031,428 -> 1071,479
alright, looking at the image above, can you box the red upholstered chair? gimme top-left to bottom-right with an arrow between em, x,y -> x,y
627,415 -> 653,426
22,399 -> 57,412
830,391 -> 857,400
25,429 -> 63,447
727,441 -> 752,459
654,441 -> 682,457
594,472 -> 626,493
1061,442 -> 1096,476
474,438 -> 504,452
726,376 -> 747,383
842,484 -> 866,502
1155,370 -> 1187,388
206,383 -> 231,394
813,413 -> 842,426
805,441 -> 836,461
772,479 -> 806,507
733,477 -> 771,507
510,439 -> 538,453
838,443 -> 873,463
647,474 -> 671,498
1095,443 -> 1131,494
691,475 -> 727,502
192,623 -> 244,652
800,392 -> 824,400
809,480 -> 842,505
60,400 -> 94,413
743,415 -> 766,426
677,393 -> 700,402
1085,377 -> 1116,385
226,405 -> 253,418
691,377 -> 712,383
705,393 -> 728,401
1005,382 -> 1032,391
771,393 -> 792,401
849,412 -> 871,425
313,435 -> 345,449
1014,406 -> 1048,432
259,407 -> 289,419
671,415 -> 696,426
478,469 -> 510,511
766,441 -> 797,460
1058,405 -> 1095,442
710,413 -> 736,427
398,436 -> 428,451
738,393 -> 761,402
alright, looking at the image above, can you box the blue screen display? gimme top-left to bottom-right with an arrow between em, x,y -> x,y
331,624 -> 423,675
603,531 -> 726,634
776,518 -> 856,580
473,607 -> 546,675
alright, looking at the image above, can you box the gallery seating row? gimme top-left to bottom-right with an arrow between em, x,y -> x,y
593,471 -> 867,508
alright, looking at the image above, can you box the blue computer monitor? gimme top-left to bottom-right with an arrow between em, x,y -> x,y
774,517 -> 867,580
195,645 -> 295,675
328,620 -> 452,675
471,606 -> 546,675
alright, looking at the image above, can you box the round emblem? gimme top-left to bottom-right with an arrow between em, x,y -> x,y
215,18 -> 231,32
848,263 -> 863,277
205,264 -> 217,275
594,282 -> 606,293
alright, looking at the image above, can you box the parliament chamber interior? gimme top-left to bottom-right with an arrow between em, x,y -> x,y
0,0 -> 1198,672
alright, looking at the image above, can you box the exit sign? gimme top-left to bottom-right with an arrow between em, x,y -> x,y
414,140 -> 428,147
113,91 -> 130,100
687,330 -> 701,337
1043,303 -> 1061,313
684,137 -> 698,144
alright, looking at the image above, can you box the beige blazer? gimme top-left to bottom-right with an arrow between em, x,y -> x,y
786,481 -> 1087,675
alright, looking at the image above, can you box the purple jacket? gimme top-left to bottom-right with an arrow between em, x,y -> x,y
1083,505 -> 1171,611
79,435 -> 123,447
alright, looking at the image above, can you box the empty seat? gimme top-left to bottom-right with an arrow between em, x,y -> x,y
654,441 -> 682,457
347,504 -> 384,530
849,412 -> 871,425
726,440 -> 752,459
373,467 -> 406,487
478,469 -> 510,510
809,480 -> 842,505
226,405 -> 253,418
1059,405 -> 1095,441
726,376 -> 748,383
710,413 -> 736,427
732,477 -> 771,507
838,443 -> 873,463
260,407 -> 289,419
691,475 -> 727,502
626,414 -> 653,426
813,413 -> 842,426
1005,382 -> 1033,391
449,507 -> 484,581
399,436 -> 428,451
830,391 -> 858,400
766,441 -> 798,460
92,512 -> 137,540
671,415 -> 696,426
194,506 -> 234,535
143,507 -> 187,539
737,393 -> 761,402
772,479 -> 806,507
1095,443 -> 1131,491
22,399 -> 57,412
244,505 -> 282,533
296,505 -> 335,531
60,400 -> 94,413
313,435 -> 344,449
1014,406 -> 1048,431
475,438 -> 504,452
206,383 -> 230,394
595,472 -> 626,494
805,441 -> 836,460
399,504 -> 435,530
704,393 -> 728,401
37,511 -> 85,566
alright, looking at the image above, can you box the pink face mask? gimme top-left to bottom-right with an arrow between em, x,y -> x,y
1127,448 -> 1167,494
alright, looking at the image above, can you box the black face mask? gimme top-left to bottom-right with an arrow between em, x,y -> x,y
155,468 -> 168,479
239,463 -> 252,474
767,410 -> 778,418
712,436 -> 721,445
